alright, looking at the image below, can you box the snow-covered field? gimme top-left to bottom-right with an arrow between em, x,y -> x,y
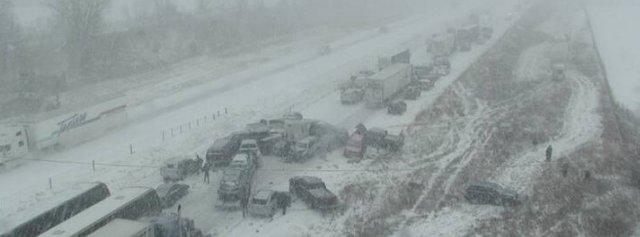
0,1 -> 523,235
587,0 -> 640,115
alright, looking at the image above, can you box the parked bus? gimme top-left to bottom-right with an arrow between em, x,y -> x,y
86,219 -> 154,237
1,182 -> 110,237
37,187 -> 162,237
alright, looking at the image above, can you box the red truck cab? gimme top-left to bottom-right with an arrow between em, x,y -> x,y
343,133 -> 365,159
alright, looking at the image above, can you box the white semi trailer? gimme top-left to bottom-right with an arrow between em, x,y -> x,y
364,63 -> 413,109
0,95 -> 128,161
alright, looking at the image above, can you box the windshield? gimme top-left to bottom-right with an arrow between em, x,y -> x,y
3,1 -> 637,237
229,161 -> 246,169
240,144 -> 256,149
307,182 -> 326,190
251,198 -> 268,205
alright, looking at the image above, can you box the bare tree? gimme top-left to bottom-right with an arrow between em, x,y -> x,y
0,0 -> 19,75
48,0 -> 110,77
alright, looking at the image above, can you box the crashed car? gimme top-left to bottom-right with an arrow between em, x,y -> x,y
156,183 -> 189,208
464,181 -> 520,207
217,168 -> 251,206
404,87 -> 421,100
160,157 -> 200,182
387,101 -> 407,115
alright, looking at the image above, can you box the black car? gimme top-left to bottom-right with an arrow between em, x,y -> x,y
387,101 -> 407,115
464,181 -> 519,207
156,183 -> 190,208
404,87 -> 421,100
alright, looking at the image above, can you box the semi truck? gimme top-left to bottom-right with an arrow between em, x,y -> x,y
427,33 -> 456,57
0,95 -> 127,163
339,71 -> 372,105
364,63 -> 413,109
377,49 -> 411,70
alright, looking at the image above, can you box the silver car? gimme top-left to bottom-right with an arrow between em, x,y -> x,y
248,189 -> 278,217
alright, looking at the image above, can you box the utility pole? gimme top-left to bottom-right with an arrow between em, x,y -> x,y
177,204 -> 182,237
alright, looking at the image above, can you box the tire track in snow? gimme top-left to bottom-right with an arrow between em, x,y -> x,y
397,83 -> 498,226
395,38 -> 567,237
495,69 -> 601,194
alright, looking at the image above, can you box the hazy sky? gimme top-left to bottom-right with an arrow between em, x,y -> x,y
10,0 -> 201,28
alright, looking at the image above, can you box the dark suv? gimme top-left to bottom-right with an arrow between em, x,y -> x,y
464,181 -> 519,207
206,136 -> 240,169
289,176 -> 338,211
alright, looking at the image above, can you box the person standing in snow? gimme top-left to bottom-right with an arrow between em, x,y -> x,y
561,162 -> 569,178
276,192 -> 290,215
545,145 -> 553,162
241,190 -> 249,218
203,163 -> 210,184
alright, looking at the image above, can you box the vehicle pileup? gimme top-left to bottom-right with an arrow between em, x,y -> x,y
339,50 -> 414,110
343,124 -> 404,159
160,157 -> 200,182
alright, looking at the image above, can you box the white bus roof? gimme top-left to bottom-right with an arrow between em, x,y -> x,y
38,187 -> 152,237
0,182 -> 106,232
86,219 -> 150,237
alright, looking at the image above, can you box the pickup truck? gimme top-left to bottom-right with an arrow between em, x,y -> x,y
217,168 -> 251,209
289,176 -> 338,211
343,125 -> 404,158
